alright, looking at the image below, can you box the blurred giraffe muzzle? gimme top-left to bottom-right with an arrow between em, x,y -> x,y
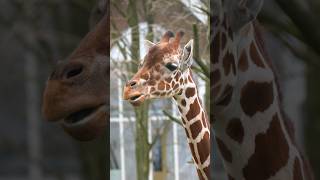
123,79 -> 146,106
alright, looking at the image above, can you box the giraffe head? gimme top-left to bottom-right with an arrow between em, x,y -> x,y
123,31 -> 194,106
42,2 -> 108,141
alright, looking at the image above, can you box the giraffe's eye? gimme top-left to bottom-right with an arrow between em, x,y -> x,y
165,63 -> 178,71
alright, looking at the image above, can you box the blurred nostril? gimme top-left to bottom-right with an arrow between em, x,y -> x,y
127,80 -> 138,88
64,64 -> 83,79
129,81 -> 137,87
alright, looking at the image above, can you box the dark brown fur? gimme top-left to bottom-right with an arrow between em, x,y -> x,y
42,4 -> 109,141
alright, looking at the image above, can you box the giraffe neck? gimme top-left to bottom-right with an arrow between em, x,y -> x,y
213,18 -> 310,180
174,70 -> 210,180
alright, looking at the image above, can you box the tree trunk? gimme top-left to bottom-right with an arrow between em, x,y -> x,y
25,53 -> 43,180
127,0 -> 151,179
78,133 -> 107,180
134,104 -> 151,180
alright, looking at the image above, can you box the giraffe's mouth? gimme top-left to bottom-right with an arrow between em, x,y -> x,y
58,104 -> 107,141
128,94 -> 146,106
130,94 -> 142,101
62,104 -> 106,126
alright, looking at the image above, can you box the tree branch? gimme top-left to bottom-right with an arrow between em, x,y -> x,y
275,0 -> 320,54
192,24 -> 210,78
162,110 -> 183,126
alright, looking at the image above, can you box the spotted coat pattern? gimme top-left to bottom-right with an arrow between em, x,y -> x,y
212,6 -> 313,180
123,31 -> 211,180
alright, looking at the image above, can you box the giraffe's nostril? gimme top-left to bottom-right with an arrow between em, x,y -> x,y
63,64 -> 84,79
129,81 -> 137,87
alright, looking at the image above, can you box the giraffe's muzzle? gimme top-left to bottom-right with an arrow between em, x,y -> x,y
123,85 -> 146,106
124,92 -> 146,106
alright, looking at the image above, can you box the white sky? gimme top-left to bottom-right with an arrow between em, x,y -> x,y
181,0 -> 207,24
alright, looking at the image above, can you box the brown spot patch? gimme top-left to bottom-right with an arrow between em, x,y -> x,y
165,83 -> 170,90
144,45 -> 173,68
149,80 -> 156,86
165,77 -> 172,83
175,74 -> 179,81
203,167 -> 210,180
213,69 -> 221,83
212,32 -> 220,64
189,143 -> 199,164
173,84 -> 179,90
216,84 -> 233,106
185,87 -> 196,98
184,77 -> 188,84
223,51 -> 236,75
175,72 -> 181,81
155,74 -> 161,80
155,64 -> 161,71
197,132 -> 210,163
141,73 -> 150,80
171,81 -> 175,87
226,118 -> 244,144
250,43 -> 265,68
181,99 -> 186,106
293,157 -> 302,180
213,85 -> 221,97
240,81 -> 274,117
186,99 -> 200,120
190,120 -> 202,139
238,50 -> 248,71
158,81 -> 165,90
242,114 -> 289,180
216,137 -> 232,163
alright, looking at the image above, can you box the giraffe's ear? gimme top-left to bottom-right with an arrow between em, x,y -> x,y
181,39 -> 194,69
226,0 -> 264,31
144,40 -> 155,50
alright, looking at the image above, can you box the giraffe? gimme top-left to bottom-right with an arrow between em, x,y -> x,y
123,31 -> 211,180
42,1 -> 109,141
211,0 -> 314,179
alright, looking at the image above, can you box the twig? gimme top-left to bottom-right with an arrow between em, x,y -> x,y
162,110 -> 183,126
